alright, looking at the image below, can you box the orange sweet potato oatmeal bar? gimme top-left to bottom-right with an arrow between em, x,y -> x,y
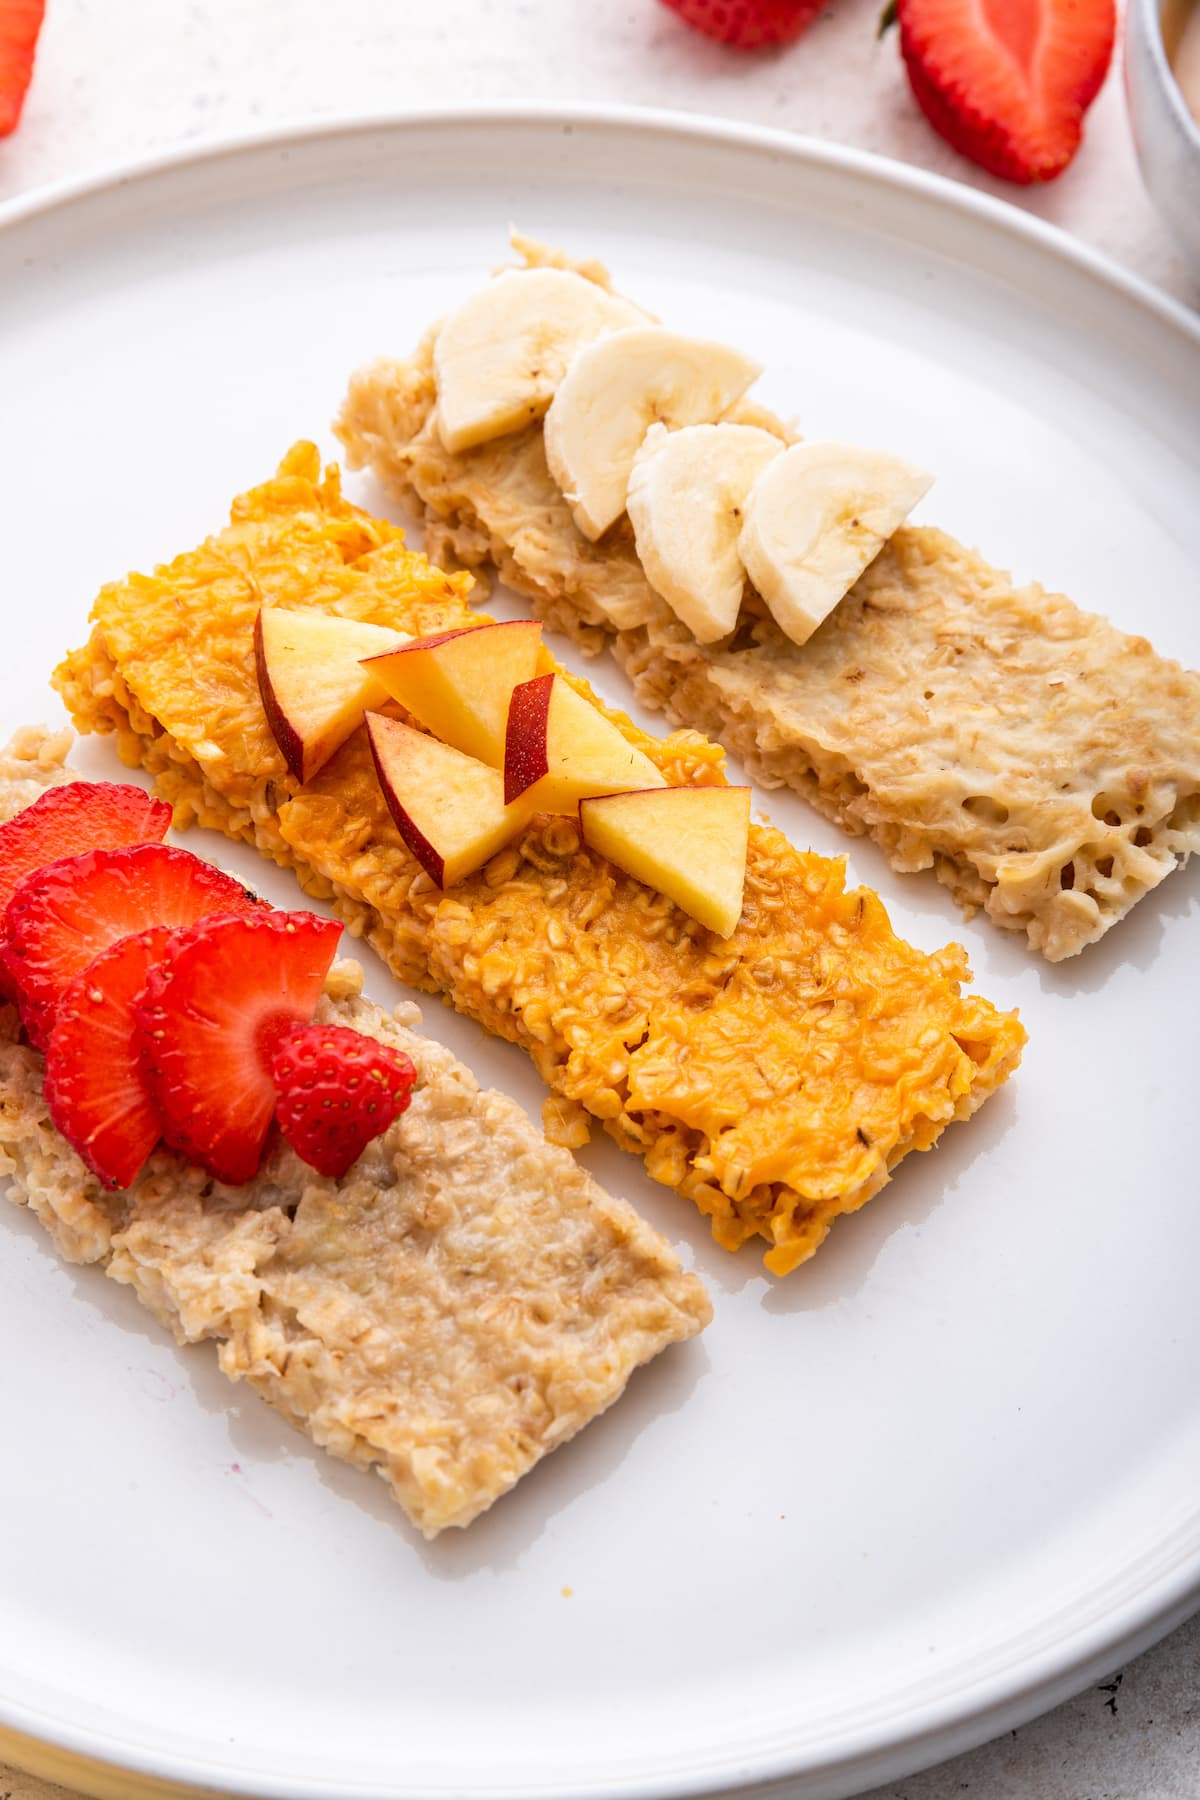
54,445 -> 1026,1274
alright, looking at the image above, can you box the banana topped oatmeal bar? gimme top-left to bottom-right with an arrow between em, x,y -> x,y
0,728 -> 709,1537
335,238 -> 1200,963
54,446 -> 1025,1276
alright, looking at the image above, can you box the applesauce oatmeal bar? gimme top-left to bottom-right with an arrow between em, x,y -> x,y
55,446 -> 1025,1276
0,726 -> 709,1536
335,238 -> 1200,963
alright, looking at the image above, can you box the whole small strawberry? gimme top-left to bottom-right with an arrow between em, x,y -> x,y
270,1022 -> 417,1179
885,0 -> 1116,184
0,0 -> 46,137
659,0 -> 822,50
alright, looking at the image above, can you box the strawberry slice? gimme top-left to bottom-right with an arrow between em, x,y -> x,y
270,1022 -> 417,1179
0,781 -> 171,1000
0,0 -> 46,137
43,927 -> 174,1191
892,0 -> 1116,184
659,0 -> 821,48
4,843 -> 261,1049
136,911 -> 342,1186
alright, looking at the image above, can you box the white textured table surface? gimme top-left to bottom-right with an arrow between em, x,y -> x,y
0,4 -> 1196,1800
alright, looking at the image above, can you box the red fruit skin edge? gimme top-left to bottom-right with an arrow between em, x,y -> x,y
0,0 -> 45,138
504,674 -> 554,806
0,945 -> 19,1007
900,40 -> 1076,183
1074,1 -> 1117,109
0,781 -> 172,999
658,0 -> 821,50
365,714 -> 448,889
135,910 -> 342,1187
894,0 -> 1115,186
361,624 -> 475,669
254,609 -> 306,785
2,844 -> 261,1052
43,927 -> 173,1192
271,1023 -> 418,1178
138,954 -> 269,1187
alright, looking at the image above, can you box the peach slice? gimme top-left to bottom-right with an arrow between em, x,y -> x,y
504,674 -> 664,812
579,786 -> 751,938
366,713 -> 530,889
255,608 -> 407,785
363,619 -> 543,767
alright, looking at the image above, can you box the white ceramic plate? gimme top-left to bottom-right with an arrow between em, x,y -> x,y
0,108 -> 1198,1800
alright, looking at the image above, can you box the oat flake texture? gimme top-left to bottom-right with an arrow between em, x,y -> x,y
334,238 -> 1200,963
54,445 -> 1024,1274
0,729 -> 710,1537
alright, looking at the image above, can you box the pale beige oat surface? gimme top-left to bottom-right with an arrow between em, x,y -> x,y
0,729 -> 709,1538
335,243 -> 1200,963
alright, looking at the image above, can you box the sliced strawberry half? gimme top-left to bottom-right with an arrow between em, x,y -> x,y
893,0 -> 1116,185
4,843 -> 262,1048
0,0 -> 46,138
136,911 -> 342,1186
43,927 -> 174,1191
0,781 -> 171,1000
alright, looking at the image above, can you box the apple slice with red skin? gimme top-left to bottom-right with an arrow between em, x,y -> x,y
366,713 -> 532,889
504,674 -> 665,812
579,785 -> 751,938
362,618 -> 543,767
255,608 -> 409,785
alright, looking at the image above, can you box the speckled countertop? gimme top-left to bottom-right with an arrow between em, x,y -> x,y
0,4 -> 1196,1798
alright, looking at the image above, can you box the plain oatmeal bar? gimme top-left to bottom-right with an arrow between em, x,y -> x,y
335,238 -> 1200,962
0,728 -> 710,1537
54,446 -> 1025,1276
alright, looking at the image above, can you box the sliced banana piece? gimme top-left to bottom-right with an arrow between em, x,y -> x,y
433,268 -> 648,454
543,327 -> 762,542
739,443 -> 933,646
627,422 -> 784,643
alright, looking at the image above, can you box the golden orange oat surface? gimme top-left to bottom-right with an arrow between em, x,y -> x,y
55,445 -> 1025,1273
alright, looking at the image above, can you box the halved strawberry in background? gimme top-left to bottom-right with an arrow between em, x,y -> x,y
4,843 -> 261,1048
43,926 -> 174,1191
659,0 -> 822,48
0,781 -> 171,1000
0,0 -> 46,137
891,0 -> 1116,184
136,911 -> 342,1186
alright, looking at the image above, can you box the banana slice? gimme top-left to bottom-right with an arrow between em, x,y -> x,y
433,268 -> 648,454
543,327 -> 762,542
739,443 -> 933,646
627,422 -> 784,643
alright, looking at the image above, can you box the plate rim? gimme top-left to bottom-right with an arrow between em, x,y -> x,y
2,98 -> 1198,346
1,100 -> 1198,1800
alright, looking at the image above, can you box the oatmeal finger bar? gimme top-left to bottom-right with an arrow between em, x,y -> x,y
334,239 -> 1200,962
0,727 -> 709,1536
54,446 -> 1025,1275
